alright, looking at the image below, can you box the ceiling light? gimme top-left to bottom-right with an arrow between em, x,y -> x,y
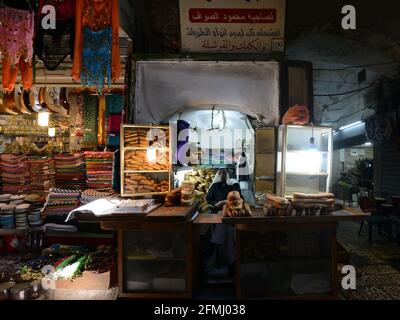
339,121 -> 363,131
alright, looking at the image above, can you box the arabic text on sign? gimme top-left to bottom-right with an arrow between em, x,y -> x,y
189,8 -> 277,24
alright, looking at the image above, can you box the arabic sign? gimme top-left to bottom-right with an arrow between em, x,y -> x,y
179,0 -> 286,53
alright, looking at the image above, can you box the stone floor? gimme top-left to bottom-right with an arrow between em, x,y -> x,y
338,220 -> 400,299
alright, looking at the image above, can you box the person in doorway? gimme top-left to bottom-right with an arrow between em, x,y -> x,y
203,169 -> 241,279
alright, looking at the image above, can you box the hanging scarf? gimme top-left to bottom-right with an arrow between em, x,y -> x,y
83,93 -> 98,149
80,27 -> 112,93
98,95 -> 106,146
105,93 -> 123,146
68,93 -> 84,152
0,6 -> 34,65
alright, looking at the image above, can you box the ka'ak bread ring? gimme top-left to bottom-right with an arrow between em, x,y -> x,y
228,198 -> 243,208
227,191 -> 241,201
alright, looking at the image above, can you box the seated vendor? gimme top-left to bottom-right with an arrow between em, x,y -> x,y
206,169 -> 241,213
203,169 -> 241,279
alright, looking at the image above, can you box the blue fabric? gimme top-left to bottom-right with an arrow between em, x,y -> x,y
81,27 -> 112,92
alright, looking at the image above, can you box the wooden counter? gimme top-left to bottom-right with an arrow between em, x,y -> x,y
77,204 -> 198,300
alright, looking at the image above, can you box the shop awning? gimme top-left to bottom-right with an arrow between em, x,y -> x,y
134,60 -> 280,125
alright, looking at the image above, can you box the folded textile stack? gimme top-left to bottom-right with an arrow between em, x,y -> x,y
25,194 -> 45,228
264,193 -> 291,216
0,203 -> 16,229
54,153 -> 86,190
15,203 -> 30,230
42,188 -> 81,217
84,152 -> 114,191
28,157 -> 56,195
80,189 -> 115,204
42,223 -> 78,233
1,154 -> 31,194
291,192 -> 335,216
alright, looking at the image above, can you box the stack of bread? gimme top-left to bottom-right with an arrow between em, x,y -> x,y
263,193 -> 291,216
125,174 -> 169,194
124,128 -> 169,148
291,192 -> 335,216
194,190 -> 210,212
164,188 -> 181,207
180,181 -> 196,207
222,191 -> 252,217
124,150 -> 168,171
183,168 -> 217,194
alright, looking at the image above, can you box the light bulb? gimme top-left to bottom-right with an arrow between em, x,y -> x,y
38,111 -> 50,127
48,127 -> 56,137
146,147 -> 157,163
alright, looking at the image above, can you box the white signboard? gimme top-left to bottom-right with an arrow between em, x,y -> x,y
179,0 -> 286,53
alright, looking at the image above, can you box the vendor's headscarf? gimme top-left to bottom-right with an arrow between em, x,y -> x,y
211,169 -> 239,186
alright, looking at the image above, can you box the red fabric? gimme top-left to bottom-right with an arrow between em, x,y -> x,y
37,0 -> 76,21
282,104 -> 310,125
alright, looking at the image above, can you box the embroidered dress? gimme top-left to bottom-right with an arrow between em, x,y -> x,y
71,0 -> 121,91
81,27 -> 112,92
0,6 -> 34,91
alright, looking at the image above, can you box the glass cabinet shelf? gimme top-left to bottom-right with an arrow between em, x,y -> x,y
277,125 -> 333,198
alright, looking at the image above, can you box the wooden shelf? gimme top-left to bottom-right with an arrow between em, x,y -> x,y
125,257 -> 186,262
124,170 -> 170,173
124,147 -> 169,150
287,172 -> 328,176
121,191 -> 169,197
121,124 -> 172,197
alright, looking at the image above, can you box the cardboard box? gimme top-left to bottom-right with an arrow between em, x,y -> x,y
55,271 -> 111,291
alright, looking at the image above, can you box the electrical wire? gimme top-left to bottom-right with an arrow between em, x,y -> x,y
314,84 -> 376,97
313,60 -> 400,72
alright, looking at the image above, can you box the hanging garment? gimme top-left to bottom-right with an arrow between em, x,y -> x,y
68,92 -> 84,152
35,19 -> 75,71
98,95 -> 106,146
0,6 -> 34,91
35,0 -> 76,70
105,93 -> 123,147
2,57 -> 33,92
83,93 -> 99,149
80,27 -> 112,92
71,0 -> 121,87
37,0 -> 76,20
71,0 -> 121,89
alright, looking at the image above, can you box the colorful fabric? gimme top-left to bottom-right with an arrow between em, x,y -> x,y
83,93 -> 98,149
28,156 -> 56,195
84,152 -> 114,191
80,27 -> 112,92
1,154 -> 31,194
98,94 -> 106,145
1,57 -> 33,92
105,94 -> 123,146
71,0 -> 121,87
0,6 -> 34,65
54,153 -> 86,190
37,0 -> 76,21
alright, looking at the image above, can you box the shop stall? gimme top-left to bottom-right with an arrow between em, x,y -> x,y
0,58 -> 367,300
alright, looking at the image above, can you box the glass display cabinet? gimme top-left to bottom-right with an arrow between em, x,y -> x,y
276,125 -> 333,198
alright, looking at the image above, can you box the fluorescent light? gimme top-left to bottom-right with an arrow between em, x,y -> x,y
364,142 -> 372,146
339,121 -> 363,131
